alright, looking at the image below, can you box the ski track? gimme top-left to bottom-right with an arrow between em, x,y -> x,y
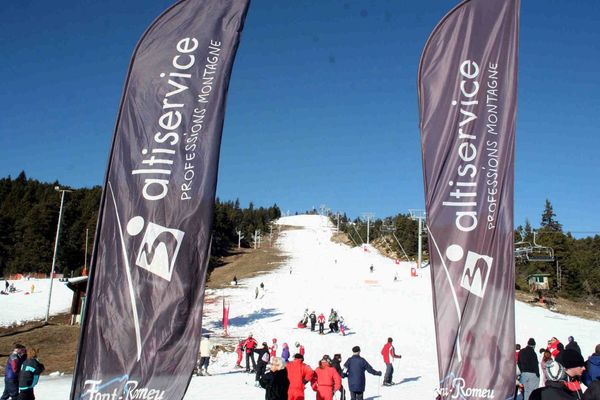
5,215 -> 600,399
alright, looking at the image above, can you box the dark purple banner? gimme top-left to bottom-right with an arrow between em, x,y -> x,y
418,0 -> 519,398
70,1 -> 249,399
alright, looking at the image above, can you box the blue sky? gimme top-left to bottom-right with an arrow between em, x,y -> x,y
1,1 -> 599,235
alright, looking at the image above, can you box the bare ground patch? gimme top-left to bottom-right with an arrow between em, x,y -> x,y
515,290 -> 600,321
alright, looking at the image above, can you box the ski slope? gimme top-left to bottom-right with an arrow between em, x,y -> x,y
0,278 -> 73,327
6,214 -> 600,399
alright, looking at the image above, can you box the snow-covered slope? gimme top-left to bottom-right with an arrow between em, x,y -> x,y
7,214 -> 600,399
0,278 -> 73,326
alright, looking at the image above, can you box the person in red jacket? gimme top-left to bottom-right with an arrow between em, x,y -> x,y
235,340 -> 244,368
286,354 -> 315,400
295,342 -> 305,357
311,358 -> 342,400
317,314 -> 326,335
547,337 -> 562,358
270,338 -> 279,358
243,333 -> 258,372
381,337 -> 402,386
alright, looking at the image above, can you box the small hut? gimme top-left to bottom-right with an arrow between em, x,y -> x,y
527,273 -> 551,292
64,277 -> 88,325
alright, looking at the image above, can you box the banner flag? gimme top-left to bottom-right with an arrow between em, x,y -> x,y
70,1 -> 250,399
418,0 -> 519,398
223,298 -> 230,335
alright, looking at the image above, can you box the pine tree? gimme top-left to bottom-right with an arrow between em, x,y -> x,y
540,199 -> 562,232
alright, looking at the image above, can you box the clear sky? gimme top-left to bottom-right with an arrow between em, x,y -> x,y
1,1 -> 599,235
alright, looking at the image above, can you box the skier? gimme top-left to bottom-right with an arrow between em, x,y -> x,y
235,340 -> 244,368
344,346 -> 382,400
17,348 -> 44,400
270,338 -> 279,358
380,337 -> 402,386
328,310 -> 337,333
259,357 -> 290,400
295,342 -> 305,357
4,281 -> 8,292
244,333 -> 258,373
232,275 -> 238,286
254,342 -> 271,386
530,349 -> 586,399
286,354 -> 314,400
282,343 -> 290,363
197,334 -> 212,376
369,264 -> 374,273
311,358 -> 341,400
317,313 -> 325,335
309,311 -> 317,332
1,343 -> 26,400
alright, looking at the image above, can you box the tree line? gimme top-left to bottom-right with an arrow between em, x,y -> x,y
0,172 -> 280,277
333,200 -> 600,300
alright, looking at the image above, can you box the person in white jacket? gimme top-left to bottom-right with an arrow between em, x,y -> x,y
198,334 -> 213,376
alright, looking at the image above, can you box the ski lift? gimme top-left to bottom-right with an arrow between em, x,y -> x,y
514,231 -> 554,262
380,218 -> 396,233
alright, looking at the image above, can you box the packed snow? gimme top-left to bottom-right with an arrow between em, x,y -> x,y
3,214 -> 600,399
0,277 -> 73,327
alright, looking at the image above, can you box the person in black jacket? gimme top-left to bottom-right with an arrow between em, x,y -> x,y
331,354 -> 346,400
259,357 -> 289,400
518,338 -> 540,400
18,348 -> 44,400
584,378 -> 600,400
565,336 -> 581,355
254,342 -> 271,386
530,349 -> 586,400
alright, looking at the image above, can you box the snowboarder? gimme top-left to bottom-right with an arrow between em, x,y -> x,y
309,311 -> 317,332
197,334 -> 212,376
254,342 -> 271,386
317,313 -> 325,335
286,354 -> 314,400
295,342 -> 305,357
17,348 -> 44,400
244,333 -> 258,372
281,343 -> 290,363
1,343 -> 26,400
259,356 -> 289,400
380,337 -> 402,386
344,346 -> 382,400
311,358 -> 341,400
270,338 -> 278,358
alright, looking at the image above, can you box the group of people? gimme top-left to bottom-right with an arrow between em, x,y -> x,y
1,344 -> 45,400
515,335 -> 600,399
298,309 -> 347,336
231,333 -> 403,400
1,281 -> 16,295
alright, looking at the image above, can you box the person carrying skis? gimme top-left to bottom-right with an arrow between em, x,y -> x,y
1,343 -> 26,400
17,348 -> 44,400
311,358 -> 341,400
286,353 -> 314,400
270,338 -> 279,358
343,346 -> 382,400
317,313 -> 326,335
380,337 -> 402,386
282,343 -> 291,363
244,333 -> 258,373
309,311 -> 317,332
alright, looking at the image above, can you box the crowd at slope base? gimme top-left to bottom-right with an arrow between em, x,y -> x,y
1,343 -> 44,400
513,335 -> 600,400
197,332 -> 403,400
